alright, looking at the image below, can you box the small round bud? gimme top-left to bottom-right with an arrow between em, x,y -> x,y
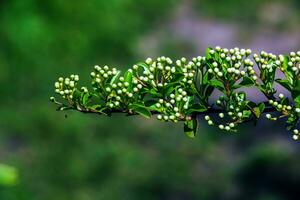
293,134 -> 299,140
266,114 -> 271,119
279,93 -> 284,99
237,112 -> 243,118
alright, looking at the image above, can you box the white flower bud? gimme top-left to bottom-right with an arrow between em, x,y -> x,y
145,58 -> 152,64
69,81 -> 75,88
237,112 -> 243,118
293,135 -> 299,140
266,114 -> 271,119
279,93 -> 284,99
55,82 -> 60,88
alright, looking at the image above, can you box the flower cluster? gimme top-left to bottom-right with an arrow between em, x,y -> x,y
53,74 -> 80,100
207,47 -> 252,80
51,47 -> 300,140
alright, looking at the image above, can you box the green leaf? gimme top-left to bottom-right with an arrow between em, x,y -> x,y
81,93 -> 91,106
281,56 -> 289,71
208,79 -> 225,92
242,110 -> 252,118
205,47 -> 213,60
186,104 -> 207,115
0,164 -> 18,186
144,100 -> 160,111
252,103 -> 265,118
239,76 -> 255,87
137,62 -> 150,72
203,85 -> 215,97
276,79 -> 292,91
129,103 -> 151,119
110,70 -> 121,85
184,118 -> 198,138
124,70 -> 133,92
294,95 -> 300,107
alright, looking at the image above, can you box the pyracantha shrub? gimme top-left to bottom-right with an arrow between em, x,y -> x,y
50,47 -> 300,140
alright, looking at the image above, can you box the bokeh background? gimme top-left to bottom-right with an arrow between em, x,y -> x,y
0,0 -> 300,199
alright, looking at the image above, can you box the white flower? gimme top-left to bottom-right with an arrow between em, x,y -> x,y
103,66 -> 109,71
237,112 -> 243,118
145,58 -> 152,64
133,65 -> 138,70
74,75 -> 79,81
217,72 -> 223,77
279,93 -> 284,99
55,82 -> 60,88
69,81 -> 75,88
293,135 -> 299,140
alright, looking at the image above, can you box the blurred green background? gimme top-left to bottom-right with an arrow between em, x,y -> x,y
0,0 -> 300,199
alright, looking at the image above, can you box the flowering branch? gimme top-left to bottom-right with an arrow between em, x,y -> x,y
50,47 -> 300,140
